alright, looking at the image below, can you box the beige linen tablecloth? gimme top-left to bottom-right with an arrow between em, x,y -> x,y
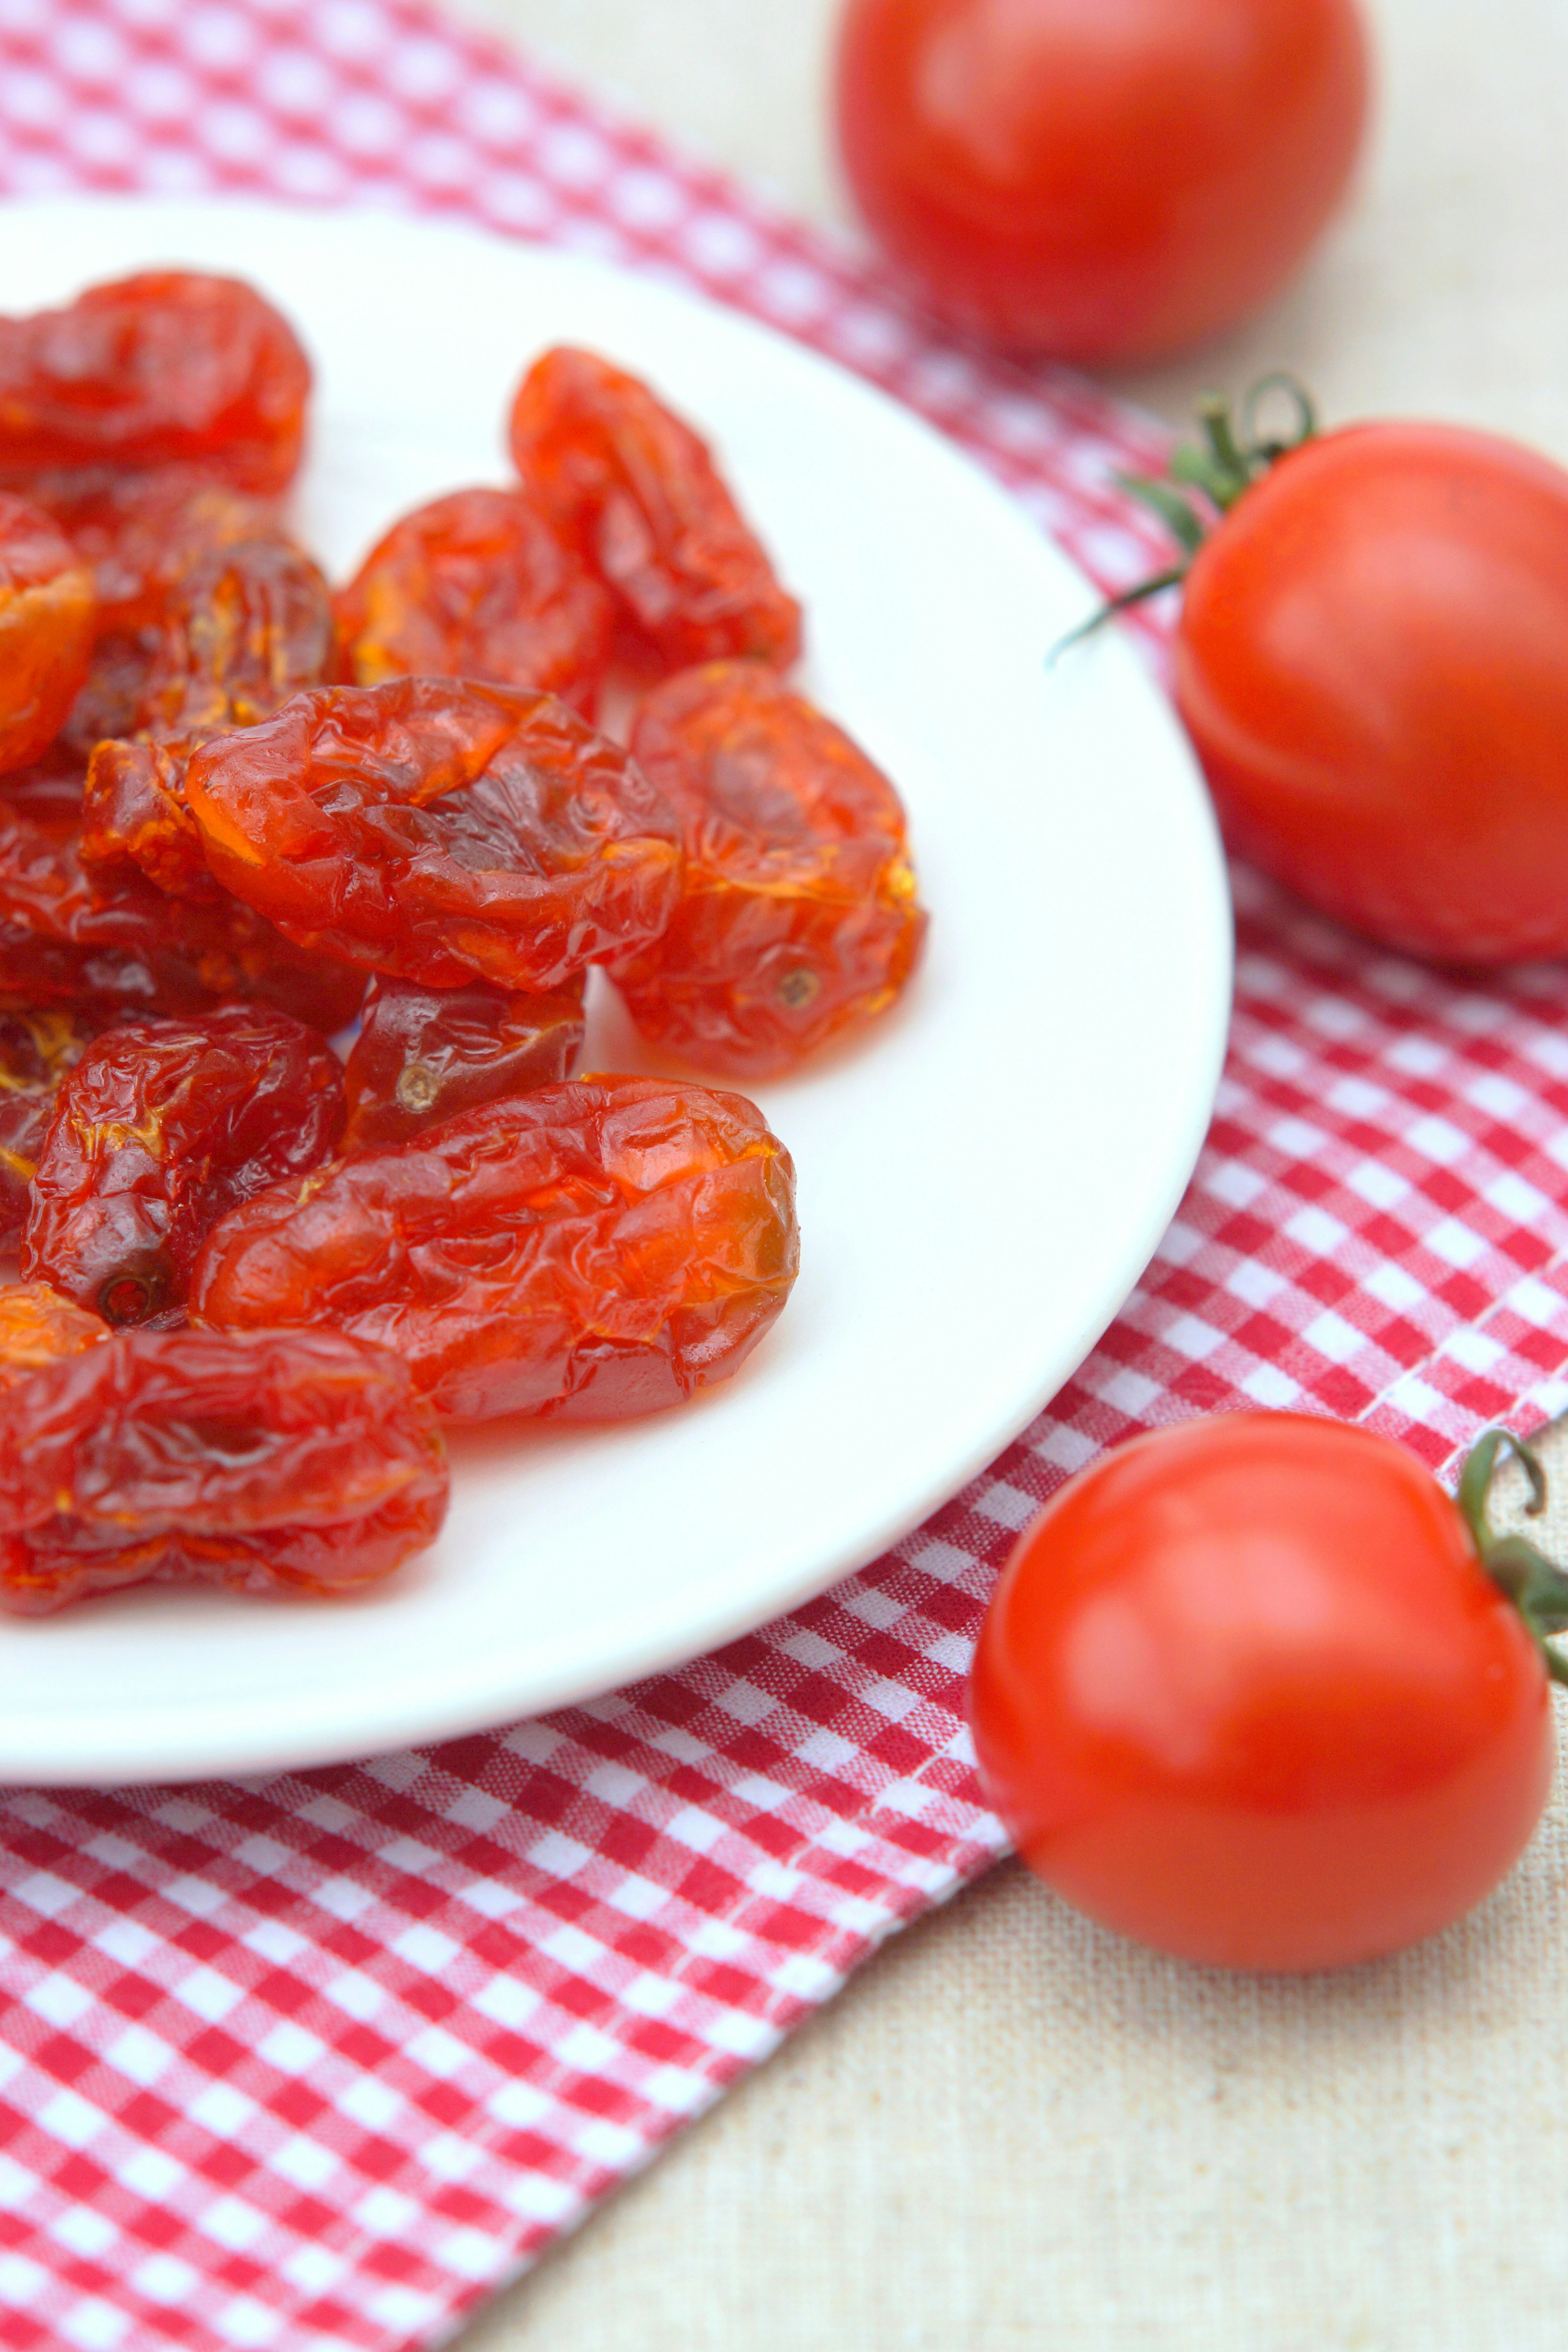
437,3 -> 1568,2342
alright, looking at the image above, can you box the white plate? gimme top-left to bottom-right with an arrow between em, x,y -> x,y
0,197 -> 1231,1786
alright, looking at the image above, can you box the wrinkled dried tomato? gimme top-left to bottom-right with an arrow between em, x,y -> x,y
33,468 -> 281,635
185,677 -> 683,990
8,478 -> 296,822
343,972 -> 585,1150
0,999 -> 100,1240
80,533 -> 336,900
610,661 -> 927,1075
0,800 -> 364,1032
508,347 -> 802,673
22,1004 -> 346,1327
191,1074 -> 799,1423
0,1280 -> 109,1386
0,273 -> 311,497
336,486 -> 614,716
0,1327 -> 448,1613
0,494 -> 96,777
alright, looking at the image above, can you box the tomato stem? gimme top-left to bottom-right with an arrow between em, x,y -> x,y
1047,374 -> 1318,660
1459,1428 -> 1568,1686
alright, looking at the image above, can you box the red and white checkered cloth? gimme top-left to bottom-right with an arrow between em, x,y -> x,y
2,4 -> 1568,2347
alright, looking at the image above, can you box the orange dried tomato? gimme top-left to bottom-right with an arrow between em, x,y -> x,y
0,1280 -> 109,1388
184,677 -> 684,990
0,273 -> 310,496
0,1000 -> 101,1241
336,486 -> 614,716
0,1327 -> 448,1612
611,660 -> 927,1075
0,494 -> 95,777
22,1005 -> 347,1327
509,347 -> 802,673
191,1075 -> 799,1423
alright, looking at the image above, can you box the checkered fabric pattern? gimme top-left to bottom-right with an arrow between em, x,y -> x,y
1,4 -> 1568,2348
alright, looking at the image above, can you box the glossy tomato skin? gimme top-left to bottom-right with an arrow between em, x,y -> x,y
969,1415 -> 1552,1971
834,0 -> 1370,364
1177,425 -> 1568,964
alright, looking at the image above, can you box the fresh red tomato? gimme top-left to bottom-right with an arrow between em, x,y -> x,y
833,0 -> 1370,365
968,1415 -> 1556,1971
1176,423 -> 1568,964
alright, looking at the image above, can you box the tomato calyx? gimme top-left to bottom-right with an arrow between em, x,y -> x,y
1459,1427 -> 1568,1688
1051,374 -> 1317,659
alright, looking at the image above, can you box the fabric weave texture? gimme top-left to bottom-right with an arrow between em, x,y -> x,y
2,3 -> 1568,2348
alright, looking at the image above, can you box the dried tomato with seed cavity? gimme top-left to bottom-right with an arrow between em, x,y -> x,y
0,1326 -> 448,1613
190,1074 -> 800,1423
336,486 -> 614,717
22,1003 -> 347,1327
0,999 -> 101,1241
611,661 -> 927,1075
184,677 -> 684,991
81,534 -> 336,900
0,494 -> 96,777
343,972 -> 586,1150
0,1280 -> 109,1387
508,347 -> 802,673
0,273 -> 311,497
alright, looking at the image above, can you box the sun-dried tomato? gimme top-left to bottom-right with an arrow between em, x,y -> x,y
0,273 -> 311,497
343,972 -> 585,1149
80,533 -> 336,899
0,802 -> 364,1032
0,494 -> 96,777
32,468 -> 281,634
184,677 -> 683,990
508,347 -> 802,673
22,1004 -> 346,1327
609,661 -> 927,1075
191,1074 -> 799,1422
0,999 -> 101,1240
0,1280 -> 109,1387
0,1327 -> 448,1613
336,486 -> 614,717
7,477 -> 296,823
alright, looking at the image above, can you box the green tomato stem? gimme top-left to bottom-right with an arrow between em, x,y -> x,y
1458,1426 -> 1568,1683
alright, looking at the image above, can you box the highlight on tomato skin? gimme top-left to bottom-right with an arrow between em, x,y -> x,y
967,1414 -> 1556,1973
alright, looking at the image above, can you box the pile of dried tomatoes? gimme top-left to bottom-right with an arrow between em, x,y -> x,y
0,268 -> 927,1614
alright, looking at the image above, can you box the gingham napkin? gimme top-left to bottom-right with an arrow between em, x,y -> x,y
2,5 -> 1568,2349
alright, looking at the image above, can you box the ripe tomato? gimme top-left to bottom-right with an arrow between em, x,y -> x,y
833,0 -> 1370,365
1175,423 -> 1568,964
968,1415 -> 1556,1971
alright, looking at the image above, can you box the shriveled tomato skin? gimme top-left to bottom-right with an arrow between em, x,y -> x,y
0,273 -> 310,496
336,486 -> 614,717
613,661 -> 927,1076
22,1005 -> 346,1327
969,1414 -> 1553,1972
0,800 -> 365,1033
1176,424 -> 1568,964
0,1001 -> 102,1241
0,1281 -> 109,1387
0,1327 -> 448,1613
0,494 -> 95,776
184,679 -> 684,991
509,347 -> 802,673
835,0 -> 1369,364
190,1075 -> 800,1424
